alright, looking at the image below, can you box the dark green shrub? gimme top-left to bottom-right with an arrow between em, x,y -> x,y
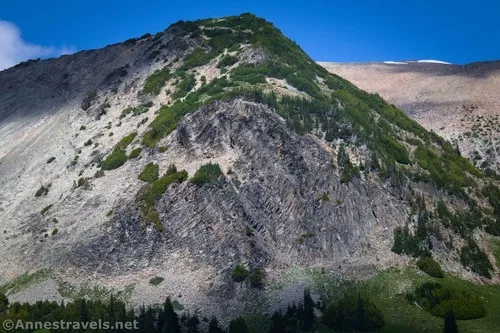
121,102 -> 152,117
297,232 -> 314,244
391,226 -> 429,257
460,239 -> 493,278
84,139 -> 93,146
116,132 -> 137,149
142,99 -> 199,148
94,169 -> 105,178
41,205 -> 53,215
172,74 -> 196,99
129,147 -> 142,159
191,163 -> 223,187
249,269 -> 264,288
322,294 -> 385,332
139,163 -> 159,183
149,276 -> 164,286
230,65 -> 266,84
337,144 -> 360,183
79,125 -> 86,130
120,107 -> 133,119
70,156 -> 78,166
414,144 -> 479,197
411,282 -> 486,319
140,66 -> 170,95
485,221 -> 500,236
100,148 -> 127,170
46,157 -> 56,164
181,48 -> 217,70
166,164 -> 177,176
228,317 -> 249,333
158,146 -> 168,153
77,177 -> 89,189
140,171 -> 188,206
286,74 -> 322,98
417,256 -> 444,278
35,185 -> 49,197
317,192 -> 329,202
231,264 -> 249,282
100,132 -> 137,170
141,205 -> 163,232
217,55 -> 238,68
0,292 -> 8,314
51,228 -> 58,236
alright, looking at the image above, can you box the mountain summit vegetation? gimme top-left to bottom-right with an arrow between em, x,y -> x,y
134,13 -> 499,275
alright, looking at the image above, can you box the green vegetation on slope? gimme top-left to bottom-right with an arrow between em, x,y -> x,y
191,163 -> 224,187
140,66 -> 170,95
138,162 -> 159,183
172,73 -> 196,99
156,13 -> 487,196
100,132 -> 137,170
416,256 -> 444,278
460,239 -> 493,279
128,147 -> 142,159
232,264 -> 249,282
138,166 -> 188,232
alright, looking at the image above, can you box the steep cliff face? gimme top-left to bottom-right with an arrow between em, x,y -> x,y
61,100 -> 404,272
0,13 -> 499,318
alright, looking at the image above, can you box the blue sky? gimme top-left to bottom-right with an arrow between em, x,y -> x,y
1,0 -> 499,69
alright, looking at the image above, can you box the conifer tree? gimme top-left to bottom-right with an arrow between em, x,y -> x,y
209,316 -> 225,333
0,292 -> 8,315
164,297 -> 181,333
228,317 -> 249,333
301,289 -> 315,332
444,312 -> 459,333
268,311 -> 287,333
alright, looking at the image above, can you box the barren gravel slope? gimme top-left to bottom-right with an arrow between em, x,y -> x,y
320,61 -> 500,172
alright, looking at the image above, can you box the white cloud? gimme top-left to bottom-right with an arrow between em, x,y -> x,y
0,20 -> 74,71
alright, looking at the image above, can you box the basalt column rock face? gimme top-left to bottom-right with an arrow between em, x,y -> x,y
61,100 -> 405,277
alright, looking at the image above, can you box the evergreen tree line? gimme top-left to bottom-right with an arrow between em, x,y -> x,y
0,289 -> 459,332
0,290 -> 380,333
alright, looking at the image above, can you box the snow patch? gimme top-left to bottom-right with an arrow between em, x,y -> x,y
416,60 -> 452,65
383,61 -> 408,65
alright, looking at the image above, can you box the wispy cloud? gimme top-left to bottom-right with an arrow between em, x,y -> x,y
0,20 -> 75,71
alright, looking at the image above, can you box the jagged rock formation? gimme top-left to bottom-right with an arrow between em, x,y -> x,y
0,13 -> 499,319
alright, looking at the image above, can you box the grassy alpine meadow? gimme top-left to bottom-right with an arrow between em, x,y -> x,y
359,268 -> 500,333
267,266 -> 500,333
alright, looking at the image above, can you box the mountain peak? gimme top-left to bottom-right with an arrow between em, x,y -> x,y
0,12 -> 499,326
